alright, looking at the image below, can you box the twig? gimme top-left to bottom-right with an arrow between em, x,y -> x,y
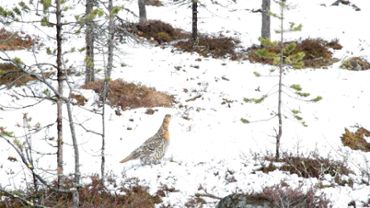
185,94 -> 202,102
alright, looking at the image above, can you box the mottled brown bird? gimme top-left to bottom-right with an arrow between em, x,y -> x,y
120,114 -> 171,165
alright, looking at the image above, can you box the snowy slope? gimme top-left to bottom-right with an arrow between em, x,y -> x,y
1,0 -> 370,207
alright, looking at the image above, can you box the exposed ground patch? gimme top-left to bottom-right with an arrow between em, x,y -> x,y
82,79 -> 174,110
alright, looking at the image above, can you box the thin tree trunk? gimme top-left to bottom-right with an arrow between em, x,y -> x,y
66,102 -> 80,208
276,0 -> 285,161
106,0 -> 114,79
261,0 -> 271,39
100,0 -> 115,184
55,0 -> 64,189
192,0 -> 198,44
138,0 -> 147,24
85,0 -> 95,84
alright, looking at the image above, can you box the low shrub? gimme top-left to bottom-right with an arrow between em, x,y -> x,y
254,183 -> 330,208
216,182 -> 330,208
258,152 -> 353,185
0,176 -> 166,208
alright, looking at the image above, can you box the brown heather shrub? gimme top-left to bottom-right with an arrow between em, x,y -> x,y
0,63 -> 52,88
341,126 -> 370,152
258,153 -> 353,185
0,176 -> 166,208
82,79 -> 174,110
248,38 -> 341,68
0,28 -> 33,51
69,93 -> 88,106
216,182 -> 330,208
175,35 -> 240,59
133,20 -> 188,44
256,183 -> 330,208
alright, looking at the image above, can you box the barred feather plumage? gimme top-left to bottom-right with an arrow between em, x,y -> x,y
120,114 -> 171,165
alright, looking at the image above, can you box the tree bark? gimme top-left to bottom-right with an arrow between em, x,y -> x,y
276,0 -> 285,161
85,0 -> 95,84
138,0 -> 147,24
192,0 -> 198,44
261,0 -> 271,39
55,0 -> 64,189
100,0 -> 115,184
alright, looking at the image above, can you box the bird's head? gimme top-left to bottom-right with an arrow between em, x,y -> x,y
162,114 -> 171,141
162,114 -> 172,129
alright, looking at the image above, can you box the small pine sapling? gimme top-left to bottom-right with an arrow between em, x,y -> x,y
242,0 -> 322,160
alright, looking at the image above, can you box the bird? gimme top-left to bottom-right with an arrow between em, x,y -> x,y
120,114 -> 171,165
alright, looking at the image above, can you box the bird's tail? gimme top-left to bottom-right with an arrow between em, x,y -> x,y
120,151 -> 139,163
120,154 -> 134,163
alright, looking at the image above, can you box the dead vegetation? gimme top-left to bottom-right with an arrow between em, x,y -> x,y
82,79 -> 174,110
340,57 -> 370,71
216,182 -> 330,208
248,38 -> 341,68
341,126 -> 370,152
70,93 -> 88,106
117,20 -> 241,59
0,63 -> 53,88
175,35 -> 240,59
0,176 -> 166,208
250,183 -> 330,208
0,28 -> 33,51
257,153 -> 353,186
121,20 -> 188,44
145,0 -> 163,6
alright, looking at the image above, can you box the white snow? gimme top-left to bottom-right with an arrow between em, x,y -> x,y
1,0 -> 370,207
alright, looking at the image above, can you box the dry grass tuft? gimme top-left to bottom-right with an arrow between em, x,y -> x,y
175,35 -> 240,59
82,79 -> 174,110
0,28 -> 33,51
247,38 -> 341,68
341,126 -> 370,152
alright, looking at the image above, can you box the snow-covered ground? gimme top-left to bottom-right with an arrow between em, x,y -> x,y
1,0 -> 370,207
